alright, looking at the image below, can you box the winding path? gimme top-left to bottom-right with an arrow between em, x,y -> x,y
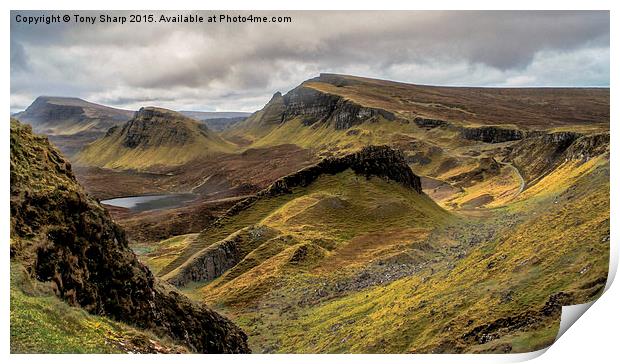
498,161 -> 525,196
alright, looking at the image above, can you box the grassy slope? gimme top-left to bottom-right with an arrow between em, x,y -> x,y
134,233 -> 198,275
10,263 -> 186,354
273,156 -> 609,353
164,154 -> 608,354
159,169 -> 449,279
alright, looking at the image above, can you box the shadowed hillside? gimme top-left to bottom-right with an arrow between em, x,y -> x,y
10,119 -> 250,353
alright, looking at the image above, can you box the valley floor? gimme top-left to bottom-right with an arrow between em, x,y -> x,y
133,155 -> 609,353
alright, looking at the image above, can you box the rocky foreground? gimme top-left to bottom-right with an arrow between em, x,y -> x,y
10,119 -> 250,353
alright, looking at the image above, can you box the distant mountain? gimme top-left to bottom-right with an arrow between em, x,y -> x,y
13,96 -> 134,156
14,96 -> 133,135
226,73 -> 610,145
75,107 -> 235,170
179,111 -> 251,131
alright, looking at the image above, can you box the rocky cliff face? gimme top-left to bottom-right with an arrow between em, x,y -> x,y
10,120 -> 249,353
460,126 -> 525,143
280,86 -> 396,129
414,117 -> 449,130
249,85 -> 396,131
565,133 -> 610,161
119,107 -> 205,148
166,145 -> 422,287
508,131 -> 609,184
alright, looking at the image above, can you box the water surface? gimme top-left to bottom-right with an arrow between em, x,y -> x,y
101,193 -> 197,212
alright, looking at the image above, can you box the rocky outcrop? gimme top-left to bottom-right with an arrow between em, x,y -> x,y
460,126 -> 525,143
75,107 -> 233,169
120,107 -> 198,148
10,120 -> 249,353
165,145 -> 422,287
167,226 -> 278,286
507,130 -> 608,184
414,117 -> 449,129
262,144 -> 421,195
253,86 -> 396,130
565,133 -> 609,161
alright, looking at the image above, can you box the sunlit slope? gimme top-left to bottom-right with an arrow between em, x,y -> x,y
168,144 -> 608,354
156,146 -> 440,281
75,107 -> 235,170
224,74 -> 608,211
272,156 -> 609,353
197,169 -> 450,304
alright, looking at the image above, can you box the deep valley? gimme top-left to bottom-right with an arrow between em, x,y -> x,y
10,73 -> 610,354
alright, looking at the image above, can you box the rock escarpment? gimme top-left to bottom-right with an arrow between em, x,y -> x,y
120,107 -> 206,148
460,126 -> 525,143
508,131 -> 609,184
10,120 -> 249,353
280,86 -> 396,129
165,145 -> 422,287
249,85 -> 396,131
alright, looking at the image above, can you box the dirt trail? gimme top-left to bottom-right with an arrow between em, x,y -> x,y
499,161 -> 525,196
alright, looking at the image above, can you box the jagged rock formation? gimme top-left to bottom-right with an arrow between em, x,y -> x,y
460,126 -> 525,143
508,131 -> 609,184
164,145 -> 422,287
239,83 -> 396,133
120,107 -> 204,148
280,86 -> 396,129
414,117 -> 449,129
565,133 -> 610,161
10,119 -> 249,353
74,107 -> 234,169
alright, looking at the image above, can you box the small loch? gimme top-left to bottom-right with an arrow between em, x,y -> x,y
101,193 -> 198,212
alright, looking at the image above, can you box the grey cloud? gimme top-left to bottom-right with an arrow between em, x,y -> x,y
10,10 -> 609,113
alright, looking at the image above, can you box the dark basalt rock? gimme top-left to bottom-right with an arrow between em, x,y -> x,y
261,145 -> 422,196
460,126 -> 525,143
119,107 -> 195,148
280,86 -> 395,130
565,132 -> 609,161
166,145 -> 422,287
414,117 -> 448,129
507,130 -> 608,184
10,120 -> 249,353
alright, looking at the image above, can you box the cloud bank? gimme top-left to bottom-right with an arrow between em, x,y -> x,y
10,10 -> 610,113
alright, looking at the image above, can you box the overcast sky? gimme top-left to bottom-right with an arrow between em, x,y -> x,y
10,10 -> 609,113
